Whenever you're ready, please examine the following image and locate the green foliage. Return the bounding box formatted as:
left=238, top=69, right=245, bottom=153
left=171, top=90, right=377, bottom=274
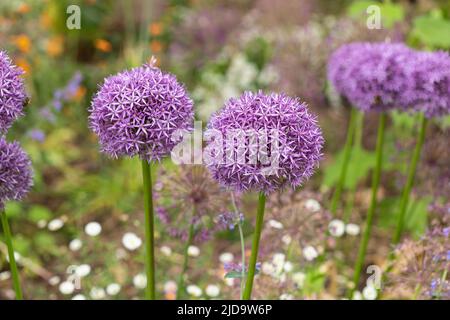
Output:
left=347, top=0, right=404, bottom=28
left=411, top=14, right=450, bottom=49
left=378, top=196, right=430, bottom=239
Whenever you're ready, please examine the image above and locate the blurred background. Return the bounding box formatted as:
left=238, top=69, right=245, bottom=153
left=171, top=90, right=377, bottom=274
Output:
left=0, top=0, right=449, bottom=300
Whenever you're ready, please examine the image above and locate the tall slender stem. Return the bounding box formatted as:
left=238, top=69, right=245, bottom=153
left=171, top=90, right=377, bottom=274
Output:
left=176, top=211, right=195, bottom=300
left=243, top=192, right=266, bottom=300
left=393, top=113, right=427, bottom=244
left=350, top=112, right=386, bottom=297
left=330, top=108, right=359, bottom=215
left=0, top=210, right=23, bottom=300
left=141, top=160, right=155, bottom=300
left=231, top=192, right=246, bottom=299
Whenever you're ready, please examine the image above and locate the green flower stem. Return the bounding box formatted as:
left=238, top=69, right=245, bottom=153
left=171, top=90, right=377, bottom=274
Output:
left=350, top=112, right=387, bottom=297
left=0, top=210, right=23, bottom=300
left=176, top=212, right=195, bottom=300
left=330, top=108, right=359, bottom=215
left=231, top=192, right=246, bottom=300
left=243, top=192, right=266, bottom=300
left=393, top=113, right=428, bottom=244
left=141, top=160, right=156, bottom=300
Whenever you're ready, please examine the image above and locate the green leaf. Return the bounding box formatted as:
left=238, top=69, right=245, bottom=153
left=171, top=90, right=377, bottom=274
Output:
left=323, top=146, right=375, bottom=189
left=412, top=15, right=450, bottom=49
left=378, top=197, right=430, bottom=239
left=28, top=206, right=53, bottom=223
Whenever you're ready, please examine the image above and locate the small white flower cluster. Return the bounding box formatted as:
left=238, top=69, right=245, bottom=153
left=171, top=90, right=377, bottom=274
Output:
left=261, top=253, right=294, bottom=283
left=328, top=219, right=360, bottom=238
left=185, top=284, right=221, bottom=298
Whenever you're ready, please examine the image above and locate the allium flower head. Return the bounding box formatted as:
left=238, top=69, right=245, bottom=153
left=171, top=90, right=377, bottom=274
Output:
left=155, top=165, right=229, bottom=242
left=328, top=42, right=413, bottom=113
left=205, top=91, right=323, bottom=194
left=0, top=138, right=33, bottom=207
left=89, top=62, right=194, bottom=162
left=401, top=50, right=450, bottom=118
left=0, top=51, right=28, bottom=133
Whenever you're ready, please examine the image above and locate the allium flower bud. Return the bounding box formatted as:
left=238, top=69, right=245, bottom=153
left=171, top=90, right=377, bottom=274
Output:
left=0, top=51, right=28, bottom=133
left=0, top=138, right=33, bottom=207
left=328, top=42, right=414, bottom=113
left=89, top=63, right=194, bottom=162
left=205, top=91, right=323, bottom=194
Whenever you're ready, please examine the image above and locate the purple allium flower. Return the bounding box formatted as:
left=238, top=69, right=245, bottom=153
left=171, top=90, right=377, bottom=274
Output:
left=217, top=211, right=244, bottom=230
left=0, top=51, right=28, bottom=133
left=0, top=138, right=33, bottom=208
left=401, top=51, right=450, bottom=118
left=328, top=42, right=414, bottom=113
left=89, top=63, right=194, bottom=162
left=28, top=129, right=45, bottom=142
left=205, top=91, right=323, bottom=194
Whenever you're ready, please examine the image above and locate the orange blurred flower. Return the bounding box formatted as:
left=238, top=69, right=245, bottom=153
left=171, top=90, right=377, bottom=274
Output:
left=46, top=36, right=64, bottom=57
left=95, top=39, right=112, bottom=52
left=150, top=40, right=163, bottom=53
left=149, top=22, right=163, bottom=36
left=73, top=86, right=86, bottom=102
left=12, top=34, right=31, bottom=54
left=15, top=57, right=31, bottom=74
left=165, top=292, right=176, bottom=300
left=40, top=12, right=51, bottom=28
left=16, top=3, right=31, bottom=14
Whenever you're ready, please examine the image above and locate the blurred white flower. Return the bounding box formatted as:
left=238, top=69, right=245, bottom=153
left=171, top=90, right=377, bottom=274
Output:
left=122, top=232, right=142, bottom=251
left=90, top=287, right=106, bottom=300
left=346, top=223, right=360, bottom=236
left=328, top=219, right=345, bottom=237
left=224, top=278, right=234, bottom=286
left=219, top=252, right=234, bottom=263
left=268, top=219, right=284, bottom=229
left=37, top=220, right=47, bottom=229
left=75, top=264, right=91, bottom=278
left=84, top=222, right=102, bottom=237
left=48, top=218, right=64, bottom=231
left=187, top=245, right=200, bottom=257
left=133, top=273, right=147, bottom=289
left=164, top=280, right=178, bottom=293
left=186, top=285, right=203, bottom=297
left=69, top=239, right=82, bottom=252
left=59, top=281, right=75, bottom=295
left=272, top=253, right=286, bottom=265
left=106, top=283, right=121, bottom=296
left=305, top=199, right=321, bottom=212
left=352, top=290, right=363, bottom=300
left=48, top=276, right=61, bottom=286
left=280, top=293, right=294, bottom=300
left=303, top=246, right=318, bottom=261
left=281, top=234, right=292, bottom=245
left=160, top=246, right=172, bottom=256
left=72, top=294, right=86, bottom=300
left=292, top=272, right=306, bottom=288
left=262, top=262, right=276, bottom=275
left=205, top=284, right=220, bottom=298
left=0, top=271, right=11, bottom=281
left=362, top=285, right=377, bottom=300
left=283, top=261, right=294, bottom=273
left=6, top=251, right=21, bottom=263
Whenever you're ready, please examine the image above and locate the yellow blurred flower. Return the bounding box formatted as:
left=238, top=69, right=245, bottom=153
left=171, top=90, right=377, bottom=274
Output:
left=15, top=57, right=31, bottom=74
left=12, top=34, right=31, bottom=54
left=95, top=39, right=112, bottom=52
left=16, top=3, right=31, bottom=14
left=46, top=36, right=64, bottom=57
left=149, top=22, right=163, bottom=36
left=150, top=40, right=163, bottom=53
